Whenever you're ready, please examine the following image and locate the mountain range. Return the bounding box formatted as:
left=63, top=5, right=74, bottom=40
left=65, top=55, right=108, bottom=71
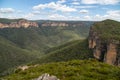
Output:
left=0, top=18, right=120, bottom=80
left=0, top=18, right=93, bottom=76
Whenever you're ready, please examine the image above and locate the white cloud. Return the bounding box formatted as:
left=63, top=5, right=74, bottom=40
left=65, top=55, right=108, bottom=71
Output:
left=48, top=14, right=67, bottom=20
left=48, top=13, right=81, bottom=20
left=84, top=15, right=91, bottom=20
left=93, top=10, right=120, bottom=21
left=17, top=10, right=23, bottom=13
left=24, top=13, right=35, bottom=19
left=73, top=6, right=96, bottom=9
left=33, top=2, right=76, bottom=12
left=79, top=9, right=89, bottom=14
left=0, top=8, right=15, bottom=13
left=107, top=10, right=120, bottom=16
left=71, top=2, right=80, bottom=5
left=94, top=14, right=103, bottom=20
left=81, top=0, right=120, bottom=5
left=32, top=11, right=41, bottom=15
left=105, top=10, right=120, bottom=20
left=72, top=0, right=78, bottom=1
left=57, top=0, right=66, bottom=4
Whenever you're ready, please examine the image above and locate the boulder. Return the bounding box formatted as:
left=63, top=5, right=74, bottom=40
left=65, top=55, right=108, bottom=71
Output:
left=33, top=73, right=60, bottom=80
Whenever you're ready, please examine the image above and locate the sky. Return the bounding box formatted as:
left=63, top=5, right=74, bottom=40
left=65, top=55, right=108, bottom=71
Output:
left=0, top=0, right=120, bottom=21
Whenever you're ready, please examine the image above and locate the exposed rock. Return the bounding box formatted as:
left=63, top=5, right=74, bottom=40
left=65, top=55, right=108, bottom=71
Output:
left=17, top=64, right=39, bottom=71
left=0, top=19, right=38, bottom=28
left=18, top=65, right=29, bottom=71
left=88, top=21, right=120, bottom=65
left=33, top=73, right=60, bottom=80
left=104, top=43, right=117, bottom=65
left=42, top=22, right=68, bottom=27
left=41, top=22, right=86, bottom=27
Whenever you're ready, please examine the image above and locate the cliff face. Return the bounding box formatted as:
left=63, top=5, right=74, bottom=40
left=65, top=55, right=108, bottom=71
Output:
left=41, top=21, right=86, bottom=27
left=42, top=22, right=69, bottom=27
left=89, top=20, right=120, bottom=65
left=0, top=19, right=38, bottom=28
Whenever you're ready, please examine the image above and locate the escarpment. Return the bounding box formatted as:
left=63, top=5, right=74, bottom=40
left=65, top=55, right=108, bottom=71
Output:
left=41, top=21, right=91, bottom=27
left=89, top=19, right=120, bottom=65
left=0, top=19, right=38, bottom=28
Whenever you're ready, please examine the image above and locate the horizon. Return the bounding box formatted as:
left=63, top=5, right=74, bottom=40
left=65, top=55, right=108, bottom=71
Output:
left=1, top=17, right=119, bottom=22
left=0, top=0, right=120, bottom=21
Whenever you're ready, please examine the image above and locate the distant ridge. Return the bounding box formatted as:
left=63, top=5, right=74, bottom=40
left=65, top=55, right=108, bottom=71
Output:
left=0, top=18, right=38, bottom=28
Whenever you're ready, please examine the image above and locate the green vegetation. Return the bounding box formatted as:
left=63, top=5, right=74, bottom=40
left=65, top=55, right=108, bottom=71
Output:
left=2, top=59, right=120, bottom=80
left=32, top=39, right=93, bottom=64
left=0, top=18, right=26, bottom=24
left=0, top=18, right=93, bottom=75
left=0, top=36, right=37, bottom=76
left=93, top=19, right=120, bottom=41
left=1, top=19, right=120, bottom=80
left=0, top=22, right=91, bottom=53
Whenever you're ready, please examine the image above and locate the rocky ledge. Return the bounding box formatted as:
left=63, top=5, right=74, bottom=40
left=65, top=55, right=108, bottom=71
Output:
left=41, top=21, right=87, bottom=27
left=33, top=73, right=60, bottom=80
left=0, top=19, right=38, bottom=28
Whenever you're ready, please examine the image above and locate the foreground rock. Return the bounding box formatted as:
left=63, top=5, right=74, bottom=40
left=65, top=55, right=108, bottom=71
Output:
left=33, top=73, right=60, bottom=80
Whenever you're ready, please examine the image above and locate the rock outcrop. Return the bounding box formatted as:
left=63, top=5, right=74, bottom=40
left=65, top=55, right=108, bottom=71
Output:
left=0, top=19, right=38, bottom=28
left=41, top=21, right=87, bottom=27
left=88, top=20, right=120, bottom=65
left=42, top=22, right=69, bottom=27
left=33, top=73, right=60, bottom=80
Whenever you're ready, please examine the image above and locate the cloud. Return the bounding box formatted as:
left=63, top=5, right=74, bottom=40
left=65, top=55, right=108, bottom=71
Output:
left=48, top=14, right=81, bottom=20
left=73, top=6, right=96, bottom=9
left=81, top=0, right=120, bottom=5
left=71, top=2, right=80, bottom=5
left=84, top=15, right=91, bottom=20
left=57, top=0, right=66, bottom=4
left=17, top=10, right=23, bottom=13
left=105, top=10, right=120, bottom=20
left=24, top=13, right=35, bottom=19
left=93, top=10, right=120, bottom=21
left=48, top=14, right=67, bottom=20
left=33, top=2, right=76, bottom=12
left=0, top=8, right=15, bottom=13
left=79, top=9, right=89, bottom=14
left=32, top=11, right=41, bottom=15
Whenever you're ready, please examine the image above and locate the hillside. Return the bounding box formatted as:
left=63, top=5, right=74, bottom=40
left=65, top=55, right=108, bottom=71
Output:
left=89, top=19, right=120, bottom=65
left=32, top=39, right=93, bottom=64
left=0, top=18, right=93, bottom=75
left=0, top=18, right=92, bottom=53
left=1, top=19, right=120, bottom=80
left=0, top=36, right=37, bottom=76
left=0, top=18, right=25, bottom=24
left=91, top=19, right=120, bottom=40
left=2, top=59, right=120, bottom=80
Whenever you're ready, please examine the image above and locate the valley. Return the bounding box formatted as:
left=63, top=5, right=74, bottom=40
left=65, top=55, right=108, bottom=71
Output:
left=0, top=18, right=120, bottom=80
left=0, top=18, right=93, bottom=76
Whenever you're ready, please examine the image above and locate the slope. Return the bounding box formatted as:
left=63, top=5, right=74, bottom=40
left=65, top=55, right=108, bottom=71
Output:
left=32, top=39, right=93, bottom=64
left=2, top=59, right=120, bottom=80
left=0, top=36, right=37, bottom=76
left=0, top=20, right=92, bottom=53
left=92, top=19, right=120, bottom=40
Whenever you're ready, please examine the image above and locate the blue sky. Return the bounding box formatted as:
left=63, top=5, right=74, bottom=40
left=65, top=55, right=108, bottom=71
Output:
left=0, top=0, right=120, bottom=21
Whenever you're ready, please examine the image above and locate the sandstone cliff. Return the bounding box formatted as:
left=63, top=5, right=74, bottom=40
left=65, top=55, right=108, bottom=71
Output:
left=41, top=21, right=87, bottom=27
left=0, top=19, right=38, bottom=28
left=88, top=19, right=120, bottom=65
